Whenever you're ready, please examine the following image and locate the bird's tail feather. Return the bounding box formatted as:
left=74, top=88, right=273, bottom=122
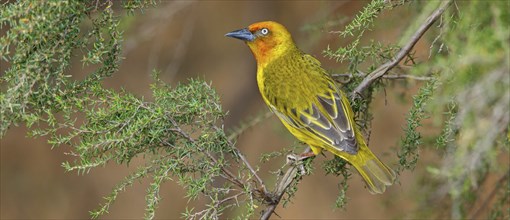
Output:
left=350, top=147, right=396, bottom=194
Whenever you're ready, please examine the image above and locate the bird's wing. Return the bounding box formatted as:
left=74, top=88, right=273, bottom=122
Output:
left=269, top=85, right=359, bottom=154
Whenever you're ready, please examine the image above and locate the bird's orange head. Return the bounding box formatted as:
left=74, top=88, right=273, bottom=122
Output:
left=225, top=21, right=296, bottom=65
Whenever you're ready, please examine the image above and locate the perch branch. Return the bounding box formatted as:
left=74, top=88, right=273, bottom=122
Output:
left=352, top=0, right=453, bottom=97
left=260, top=148, right=311, bottom=220
left=333, top=72, right=433, bottom=81
left=259, top=1, right=453, bottom=219
left=213, top=125, right=269, bottom=196
left=260, top=165, right=300, bottom=220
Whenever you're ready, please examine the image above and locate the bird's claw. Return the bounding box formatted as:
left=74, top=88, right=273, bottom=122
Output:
left=286, top=153, right=298, bottom=164
left=286, top=153, right=307, bottom=175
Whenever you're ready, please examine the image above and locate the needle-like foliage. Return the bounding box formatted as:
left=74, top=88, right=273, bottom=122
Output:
left=1, top=0, right=508, bottom=219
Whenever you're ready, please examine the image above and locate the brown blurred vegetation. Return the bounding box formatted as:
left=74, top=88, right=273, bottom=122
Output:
left=1, top=1, right=503, bottom=219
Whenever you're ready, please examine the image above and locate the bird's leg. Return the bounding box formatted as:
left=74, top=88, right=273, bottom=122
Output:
left=286, top=151, right=316, bottom=175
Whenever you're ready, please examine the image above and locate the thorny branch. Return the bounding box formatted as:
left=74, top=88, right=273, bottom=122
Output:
left=167, top=117, right=247, bottom=190
left=332, top=72, right=433, bottom=82
left=352, top=0, right=453, bottom=97
left=168, top=112, right=272, bottom=211
left=227, top=111, right=273, bottom=141
left=185, top=0, right=453, bottom=218
left=260, top=148, right=311, bottom=220
left=213, top=125, right=269, bottom=197
left=258, top=0, right=453, bottom=219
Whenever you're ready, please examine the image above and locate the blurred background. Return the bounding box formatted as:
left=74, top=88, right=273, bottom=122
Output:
left=1, top=1, right=497, bottom=219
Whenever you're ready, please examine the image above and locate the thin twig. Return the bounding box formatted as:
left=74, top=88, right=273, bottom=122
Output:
left=260, top=164, right=300, bottom=220
left=259, top=148, right=311, bottom=220
left=221, top=110, right=273, bottom=197
left=333, top=73, right=433, bottom=81
left=381, top=74, right=433, bottom=81
left=352, top=0, right=453, bottom=97
left=258, top=1, right=453, bottom=219
left=236, top=149, right=268, bottom=194
left=218, top=192, right=244, bottom=206
left=167, top=117, right=247, bottom=190
left=227, top=110, right=273, bottom=141
left=213, top=125, right=269, bottom=196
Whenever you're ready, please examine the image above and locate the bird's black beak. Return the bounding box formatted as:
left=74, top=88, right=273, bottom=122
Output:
left=225, top=28, right=255, bottom=42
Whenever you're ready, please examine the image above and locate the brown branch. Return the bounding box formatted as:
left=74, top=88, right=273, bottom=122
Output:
left=235, top=148, right=268, bottom=194
left=258, top=1, right=453, bottom=219
left=381, top=74, right=433, bottom=81
left=218, top=192, right=245, bottom=206
left=167, top=117, right=247, bottom=190
left=352, top=0, right=453, bottom=97
left=333, top=72, right=433, bottom=81
left=213, top=124, right=269, bottom=196
left=260, top=161, right=301, bottom=220
left=259, top=148, right=311, bottom=220
left=227, top=110, right=273, bottom=141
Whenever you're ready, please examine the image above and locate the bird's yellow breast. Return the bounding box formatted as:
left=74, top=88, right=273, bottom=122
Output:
left=256, top=49, right=331, bottom=111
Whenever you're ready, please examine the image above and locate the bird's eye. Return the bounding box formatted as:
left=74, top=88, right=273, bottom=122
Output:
left=260, top=28, right=269, bottom=35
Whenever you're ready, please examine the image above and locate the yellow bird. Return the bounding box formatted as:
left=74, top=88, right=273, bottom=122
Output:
left=226, top=21, right=395, bottom=194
